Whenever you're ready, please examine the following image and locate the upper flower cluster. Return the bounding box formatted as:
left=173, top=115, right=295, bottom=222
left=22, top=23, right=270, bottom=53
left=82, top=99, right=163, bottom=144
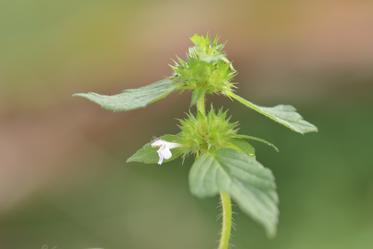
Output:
left=75, top=34, right=317, bottom=135
left=172, top=34, right=236, bottom=95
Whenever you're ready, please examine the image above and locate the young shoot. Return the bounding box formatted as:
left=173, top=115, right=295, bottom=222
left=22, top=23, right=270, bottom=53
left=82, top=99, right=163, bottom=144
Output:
left=74, top=34, right=318, bottom=249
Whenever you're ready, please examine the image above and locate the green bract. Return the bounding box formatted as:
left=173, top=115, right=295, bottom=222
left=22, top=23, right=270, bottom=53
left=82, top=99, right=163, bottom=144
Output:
left=172, top=57, right=235, bottom=95
left=178, top=108, right=238, bottom=155
left=172, top=34, right=235, bottom=97
left=74, top=34, right=318, bottom=247
left=189, top=34, right=226, bottom=61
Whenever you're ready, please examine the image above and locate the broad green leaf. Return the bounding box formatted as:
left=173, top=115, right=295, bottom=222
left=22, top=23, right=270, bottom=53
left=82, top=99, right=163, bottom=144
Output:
left=228, top=93, right=318, bottom=134
left=189, top=149, right=278, bottom=237
left=73, top=79, right=177, bottom=112
left=127, top=135, right=182, bottom=165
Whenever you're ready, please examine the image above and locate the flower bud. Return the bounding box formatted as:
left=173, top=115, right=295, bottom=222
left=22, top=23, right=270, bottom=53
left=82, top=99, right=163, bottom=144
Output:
left=172, top=34, right=236, bottom=95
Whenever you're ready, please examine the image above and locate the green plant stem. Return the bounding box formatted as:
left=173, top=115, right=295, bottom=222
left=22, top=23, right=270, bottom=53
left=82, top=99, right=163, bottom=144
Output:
left=196, top=93, right=206, bottom=115
left=218, top=192, right=232, bottom=249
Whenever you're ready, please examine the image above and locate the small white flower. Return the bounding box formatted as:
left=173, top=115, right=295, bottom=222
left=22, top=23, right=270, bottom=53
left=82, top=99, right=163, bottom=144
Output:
left=151, top=139, right=181, bottom=165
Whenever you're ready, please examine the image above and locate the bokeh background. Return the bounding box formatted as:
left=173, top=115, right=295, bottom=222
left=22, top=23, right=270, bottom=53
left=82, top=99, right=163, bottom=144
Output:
left=1, top=0, right=373, bottom=248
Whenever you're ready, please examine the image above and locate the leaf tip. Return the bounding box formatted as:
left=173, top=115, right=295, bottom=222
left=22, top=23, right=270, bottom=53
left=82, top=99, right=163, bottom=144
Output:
left=266, top=227, right=277, bottom=239
left=72, top=92, right=96, bottom=100
left=299, top=124, right=319, bottom=135
left=72, top=93, right=85, bottom=97
left=126, top=154, right=137, bottom=163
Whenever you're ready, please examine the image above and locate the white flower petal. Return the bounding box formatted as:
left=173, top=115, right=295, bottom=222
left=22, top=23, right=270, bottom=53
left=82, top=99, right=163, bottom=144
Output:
left=156, top=150, right=164, bottom=165
left=160, top=147, right=173, bottom=160
left=151, top=139, right=181, bottom=165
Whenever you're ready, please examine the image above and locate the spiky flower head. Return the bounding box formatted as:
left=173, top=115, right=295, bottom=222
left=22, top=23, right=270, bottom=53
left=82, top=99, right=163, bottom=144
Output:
left=172, top=34, right=236, bottom=95
left=178, top=107, right=239, bottom=155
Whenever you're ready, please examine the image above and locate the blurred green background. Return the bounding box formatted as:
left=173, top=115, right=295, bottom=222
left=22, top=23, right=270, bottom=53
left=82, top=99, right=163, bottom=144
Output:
left=0, top=0, right=373, bottom=248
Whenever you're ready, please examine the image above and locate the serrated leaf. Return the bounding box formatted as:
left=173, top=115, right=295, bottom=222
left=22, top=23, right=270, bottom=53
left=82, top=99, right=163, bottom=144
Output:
left=189, top=149, right=278, bottom=237
left=229, top=93, right=318, bottom=134
left=73, top=79, right=177, bottom=112
left=127, top=135, right=183, bottom=165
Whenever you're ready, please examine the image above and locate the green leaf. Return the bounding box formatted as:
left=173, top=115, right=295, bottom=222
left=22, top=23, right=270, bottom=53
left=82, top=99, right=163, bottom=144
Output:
left=189, top=149, right=278, bottom=237
left=228, top=93, right=318, bottom=134
left=127, top=135, right=183, bottom=165
left=73, top=79, right=177, bottom=112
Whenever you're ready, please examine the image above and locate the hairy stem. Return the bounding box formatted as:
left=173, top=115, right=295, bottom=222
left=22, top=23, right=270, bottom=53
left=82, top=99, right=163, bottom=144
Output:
left=218, top=192, right=232, bottom=249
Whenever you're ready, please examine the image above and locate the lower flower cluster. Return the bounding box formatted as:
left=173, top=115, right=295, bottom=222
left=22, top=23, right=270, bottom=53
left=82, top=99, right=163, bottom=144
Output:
left=178, top=107, right=239, bottom=155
